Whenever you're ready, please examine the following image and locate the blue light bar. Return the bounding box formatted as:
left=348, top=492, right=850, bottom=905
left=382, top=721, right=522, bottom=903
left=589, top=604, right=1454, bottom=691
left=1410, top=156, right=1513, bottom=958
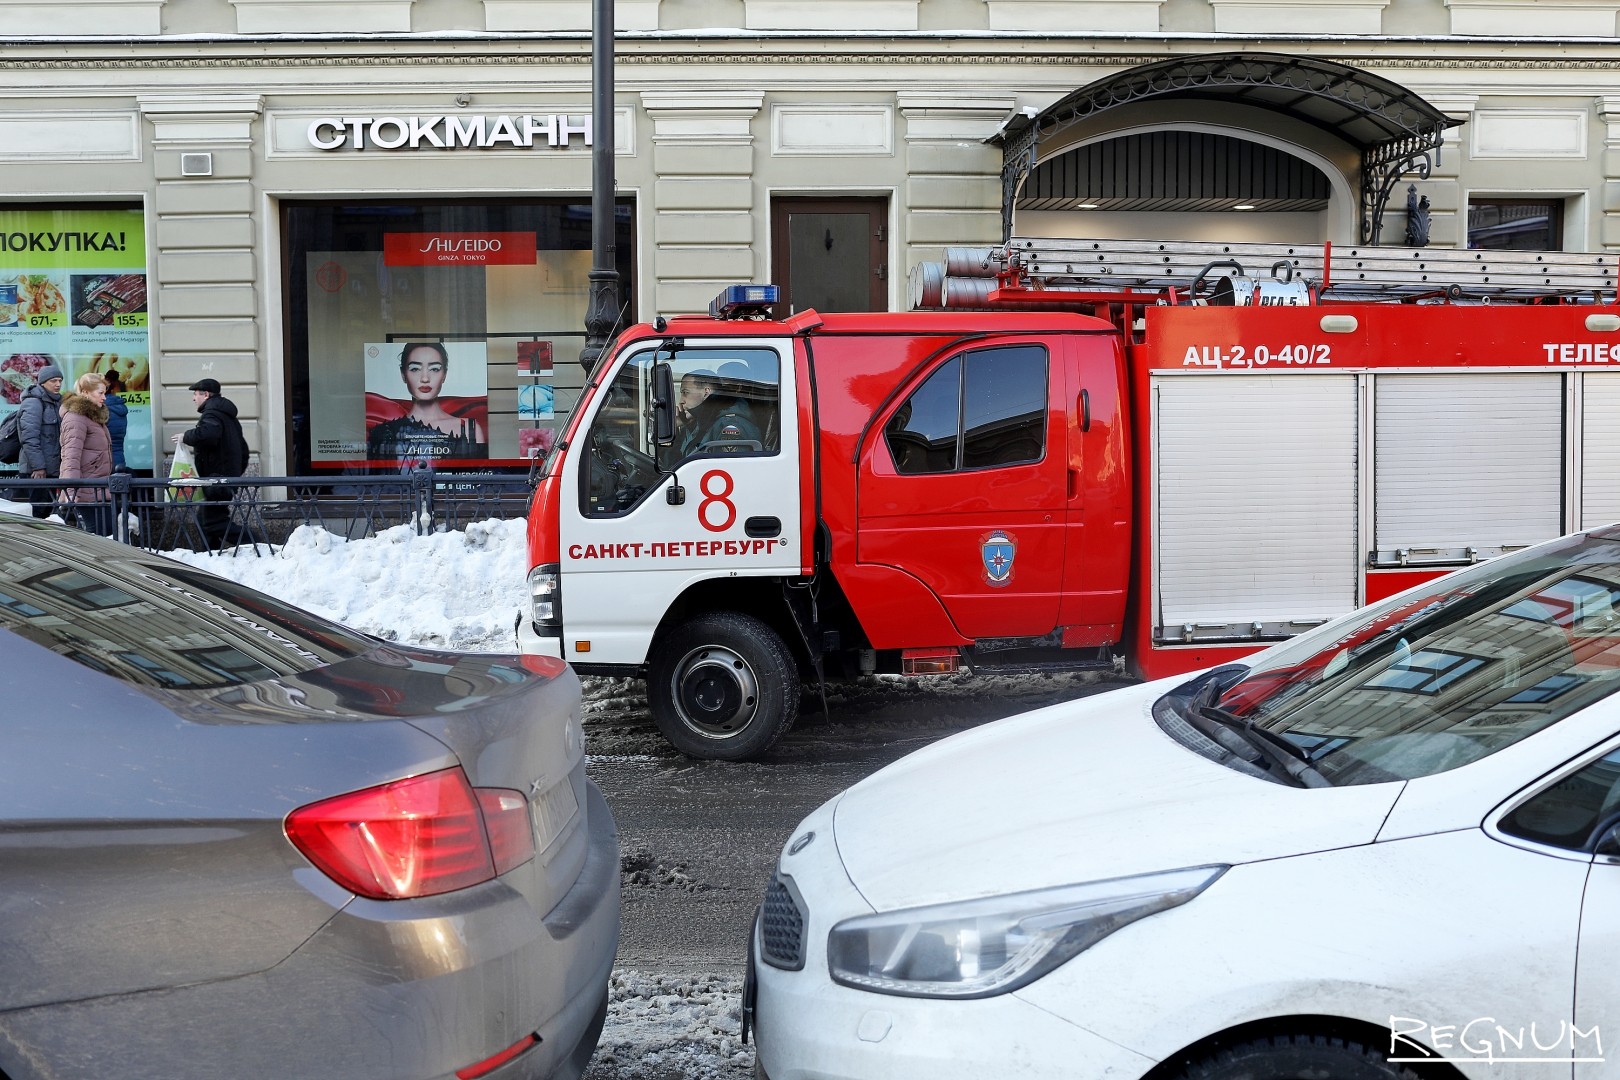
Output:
left=709, top=284, right=781, bottom=320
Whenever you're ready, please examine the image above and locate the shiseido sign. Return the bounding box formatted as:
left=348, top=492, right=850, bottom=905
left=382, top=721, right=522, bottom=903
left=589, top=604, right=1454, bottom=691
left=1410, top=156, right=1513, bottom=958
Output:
left=307, top=114, right=592, bottom=151
left=383, top=232, right=539, bottom=266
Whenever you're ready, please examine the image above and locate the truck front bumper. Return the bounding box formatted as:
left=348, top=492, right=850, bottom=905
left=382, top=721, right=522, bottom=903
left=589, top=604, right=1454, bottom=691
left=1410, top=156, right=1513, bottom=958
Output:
left=515, top=616, right=564, bottom=659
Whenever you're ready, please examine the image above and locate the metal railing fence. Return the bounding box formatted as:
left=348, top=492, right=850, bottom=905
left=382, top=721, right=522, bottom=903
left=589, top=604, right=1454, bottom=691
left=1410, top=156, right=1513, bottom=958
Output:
left=1, top=470, right=535, bottom=554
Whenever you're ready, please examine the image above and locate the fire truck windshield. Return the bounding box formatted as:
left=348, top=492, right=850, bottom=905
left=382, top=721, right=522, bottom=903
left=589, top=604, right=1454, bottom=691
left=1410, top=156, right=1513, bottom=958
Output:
left=581, top=344, right=783, bottom=517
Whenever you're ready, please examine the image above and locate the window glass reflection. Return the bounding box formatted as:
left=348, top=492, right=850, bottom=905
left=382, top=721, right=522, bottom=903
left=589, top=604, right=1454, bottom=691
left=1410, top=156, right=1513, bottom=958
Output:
left=886, top=345, right=1048, bottom=475
left=0, top=533, right=374, bottom=689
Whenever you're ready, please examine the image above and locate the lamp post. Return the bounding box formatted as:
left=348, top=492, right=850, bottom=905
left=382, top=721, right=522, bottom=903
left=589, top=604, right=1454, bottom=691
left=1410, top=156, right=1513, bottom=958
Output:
left=580, top=0, right=619, bottom=372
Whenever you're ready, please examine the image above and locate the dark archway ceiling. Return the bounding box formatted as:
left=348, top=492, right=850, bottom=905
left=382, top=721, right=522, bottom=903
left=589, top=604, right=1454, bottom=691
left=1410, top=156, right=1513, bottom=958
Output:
left=995, top=52, right=1462, bottom=241
left=1021, top=131, right=1333, bottom=213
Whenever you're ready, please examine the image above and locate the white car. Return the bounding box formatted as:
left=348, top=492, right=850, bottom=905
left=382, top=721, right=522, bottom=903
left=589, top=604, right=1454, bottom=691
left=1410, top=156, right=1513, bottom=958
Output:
left=746, top=527, right=1620, bottom=1080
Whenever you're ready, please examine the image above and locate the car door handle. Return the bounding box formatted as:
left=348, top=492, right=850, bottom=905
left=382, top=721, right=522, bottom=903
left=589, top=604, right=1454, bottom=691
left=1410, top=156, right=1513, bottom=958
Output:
left=1079, top=388, right=1091, bottom=433
left=745, top=516, right=781, bottom=538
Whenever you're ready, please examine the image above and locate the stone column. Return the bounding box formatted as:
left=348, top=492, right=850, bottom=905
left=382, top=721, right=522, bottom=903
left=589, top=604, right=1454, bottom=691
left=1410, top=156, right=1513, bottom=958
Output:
left=640, top=91, right=764, bottom=316
left=897, top=92, right=1016, bottom=274
left=1600, top=96, right=1620, bottom=253
left=138, top=94, right=265, bottom=468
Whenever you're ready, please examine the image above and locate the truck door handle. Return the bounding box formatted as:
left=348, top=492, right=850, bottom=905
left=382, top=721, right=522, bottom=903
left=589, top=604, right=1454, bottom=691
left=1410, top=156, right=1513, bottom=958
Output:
left=745, top=516, right=781, bottom=538
left=1079, top=388, right=1091, bottom=432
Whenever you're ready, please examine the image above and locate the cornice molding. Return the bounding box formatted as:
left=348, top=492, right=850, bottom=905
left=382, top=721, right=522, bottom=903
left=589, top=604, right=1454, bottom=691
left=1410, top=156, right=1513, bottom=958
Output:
left=1, top=48, right=1620, bottom=72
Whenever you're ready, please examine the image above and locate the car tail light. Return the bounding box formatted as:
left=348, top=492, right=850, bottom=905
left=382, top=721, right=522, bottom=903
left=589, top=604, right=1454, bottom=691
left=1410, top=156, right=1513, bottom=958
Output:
left=477, top=788, right=537, bottom=876
left=285, top=768, right=534, bottom=900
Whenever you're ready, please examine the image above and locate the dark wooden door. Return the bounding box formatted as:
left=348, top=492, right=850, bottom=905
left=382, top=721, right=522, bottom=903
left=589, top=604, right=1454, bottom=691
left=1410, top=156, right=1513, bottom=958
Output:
left=770, top=197, right=887, bottom=316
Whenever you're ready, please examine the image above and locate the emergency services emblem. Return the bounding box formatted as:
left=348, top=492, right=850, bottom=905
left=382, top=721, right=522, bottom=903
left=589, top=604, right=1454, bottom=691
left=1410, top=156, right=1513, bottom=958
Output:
left=980, top=530, right=1016, bottom=587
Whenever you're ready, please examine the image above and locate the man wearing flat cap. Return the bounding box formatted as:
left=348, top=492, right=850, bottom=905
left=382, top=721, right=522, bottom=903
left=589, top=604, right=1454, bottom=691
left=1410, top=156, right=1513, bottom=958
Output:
left=172, top=378, right=250, bottom=546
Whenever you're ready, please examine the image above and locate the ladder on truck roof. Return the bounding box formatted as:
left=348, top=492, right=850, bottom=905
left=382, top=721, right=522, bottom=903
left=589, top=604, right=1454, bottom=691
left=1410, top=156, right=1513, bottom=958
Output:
left=909, top=236, right=1619, bottom=309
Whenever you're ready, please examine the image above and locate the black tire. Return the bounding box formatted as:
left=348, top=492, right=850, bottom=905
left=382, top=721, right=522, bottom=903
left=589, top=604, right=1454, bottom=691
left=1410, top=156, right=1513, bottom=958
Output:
left=649, top=612, right=801, bottom=761
left=1171, top=1033, right=1423, bottom=1080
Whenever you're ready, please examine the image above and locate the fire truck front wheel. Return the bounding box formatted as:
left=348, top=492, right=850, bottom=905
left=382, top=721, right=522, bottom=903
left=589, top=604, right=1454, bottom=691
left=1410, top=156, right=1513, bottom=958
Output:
left=649, top=613, right=801, bottom=761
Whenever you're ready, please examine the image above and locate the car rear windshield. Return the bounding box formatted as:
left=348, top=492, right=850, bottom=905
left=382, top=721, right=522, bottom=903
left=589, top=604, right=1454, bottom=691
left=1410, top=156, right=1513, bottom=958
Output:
left=0, top=526, right=375, bottom=689
left=1160, top=529, right=1620, bottom=786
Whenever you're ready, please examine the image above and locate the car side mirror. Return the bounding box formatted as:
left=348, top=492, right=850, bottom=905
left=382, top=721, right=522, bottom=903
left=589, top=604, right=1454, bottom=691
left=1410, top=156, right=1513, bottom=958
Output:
left=652, top=362, right=675, bottom=446
left=1594, top=819, right=1620, bottom=859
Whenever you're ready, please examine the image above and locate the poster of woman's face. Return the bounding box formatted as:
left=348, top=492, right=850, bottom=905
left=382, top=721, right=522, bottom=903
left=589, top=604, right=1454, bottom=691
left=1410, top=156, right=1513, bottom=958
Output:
left=363, top=340, right=490, bottom=467
left=402, top=345, right=448, bottom=402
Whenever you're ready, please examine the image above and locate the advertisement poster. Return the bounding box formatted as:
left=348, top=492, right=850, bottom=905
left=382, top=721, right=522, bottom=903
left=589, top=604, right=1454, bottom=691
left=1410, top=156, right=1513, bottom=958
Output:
left=518, top=383, right=554, bottom=421
left=0, top=208, right=151, bottom=472
left=517, top=339, right=553, bottom=376
left=363, top=340, right=489, bottom=468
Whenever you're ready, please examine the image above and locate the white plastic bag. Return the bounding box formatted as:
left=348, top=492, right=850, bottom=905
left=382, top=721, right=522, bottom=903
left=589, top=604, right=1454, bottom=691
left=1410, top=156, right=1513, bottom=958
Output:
left=168, top=441, right=202, bottom=503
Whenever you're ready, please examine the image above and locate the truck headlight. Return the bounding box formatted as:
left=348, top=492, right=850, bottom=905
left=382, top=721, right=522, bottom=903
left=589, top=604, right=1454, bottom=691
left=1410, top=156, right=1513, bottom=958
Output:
left=826, top=865, right=1224, bottom=999
left=527, top=564, right=561, bottom=629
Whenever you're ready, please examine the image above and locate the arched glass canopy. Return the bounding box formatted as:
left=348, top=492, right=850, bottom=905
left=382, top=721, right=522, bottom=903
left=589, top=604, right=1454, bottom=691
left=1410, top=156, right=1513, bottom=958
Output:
left=995, top=52, right=1462, bottom=243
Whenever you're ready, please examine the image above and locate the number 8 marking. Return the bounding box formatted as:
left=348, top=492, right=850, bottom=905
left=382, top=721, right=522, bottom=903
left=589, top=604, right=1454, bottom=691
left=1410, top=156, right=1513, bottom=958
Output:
left=698, top=470, right=736, bottom=533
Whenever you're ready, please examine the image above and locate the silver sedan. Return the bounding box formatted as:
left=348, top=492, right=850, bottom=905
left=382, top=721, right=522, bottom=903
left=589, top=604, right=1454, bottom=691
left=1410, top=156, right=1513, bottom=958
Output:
left=0, top=514, right=618, bottom=1080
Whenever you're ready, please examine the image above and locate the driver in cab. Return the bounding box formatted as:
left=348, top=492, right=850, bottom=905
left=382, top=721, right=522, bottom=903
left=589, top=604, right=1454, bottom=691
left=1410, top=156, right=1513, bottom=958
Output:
left=676, top=368, right=760, bottom=459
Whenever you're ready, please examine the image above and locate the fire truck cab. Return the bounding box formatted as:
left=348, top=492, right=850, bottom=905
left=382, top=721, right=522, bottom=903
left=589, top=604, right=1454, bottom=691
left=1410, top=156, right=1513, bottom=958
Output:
left=522, top=285, right=1128, bottom=759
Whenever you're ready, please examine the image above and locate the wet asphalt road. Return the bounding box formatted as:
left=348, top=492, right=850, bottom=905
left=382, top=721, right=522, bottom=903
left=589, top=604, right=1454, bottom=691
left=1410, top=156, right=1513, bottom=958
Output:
left=583, top=670, right=1131, bottom=977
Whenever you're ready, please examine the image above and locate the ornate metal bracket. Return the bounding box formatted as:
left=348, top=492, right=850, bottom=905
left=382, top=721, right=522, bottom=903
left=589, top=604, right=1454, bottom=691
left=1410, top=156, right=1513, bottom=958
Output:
left=1000, top=128, right=1037, bottom=244
left=1362, top=130, right=1441, bottom=245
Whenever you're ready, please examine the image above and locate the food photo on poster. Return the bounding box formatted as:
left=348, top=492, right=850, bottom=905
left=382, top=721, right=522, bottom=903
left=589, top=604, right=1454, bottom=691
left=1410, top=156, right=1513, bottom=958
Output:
left=0, top=354, right=53, bottom=405
left=19, top=274, right=67, bottom=322
left=363, top=340, right=489, bottom=468
left=70, top=273, right=147, bottom=328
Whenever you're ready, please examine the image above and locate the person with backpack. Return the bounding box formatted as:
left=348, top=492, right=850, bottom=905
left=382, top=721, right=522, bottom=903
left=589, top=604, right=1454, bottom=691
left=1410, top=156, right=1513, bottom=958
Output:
left=17, top=364, right=64, bottom=519
left=171, top=378, right=250, bottom=547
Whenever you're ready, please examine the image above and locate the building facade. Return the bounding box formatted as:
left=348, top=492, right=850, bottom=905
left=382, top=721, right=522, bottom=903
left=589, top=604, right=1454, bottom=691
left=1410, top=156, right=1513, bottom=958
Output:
left=2, top=0, right=1618, bottom=475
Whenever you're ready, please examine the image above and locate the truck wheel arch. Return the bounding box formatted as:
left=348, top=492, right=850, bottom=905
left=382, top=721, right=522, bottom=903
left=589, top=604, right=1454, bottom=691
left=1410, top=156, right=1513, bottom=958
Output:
left=648, top=576, right=810, bottom=676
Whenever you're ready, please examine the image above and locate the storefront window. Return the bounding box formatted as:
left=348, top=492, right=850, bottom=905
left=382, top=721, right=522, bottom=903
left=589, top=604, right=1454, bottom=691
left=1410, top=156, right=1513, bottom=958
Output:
left=0, top=205, right=152, bottom=475
left=284, top=198, right=635, bottom=474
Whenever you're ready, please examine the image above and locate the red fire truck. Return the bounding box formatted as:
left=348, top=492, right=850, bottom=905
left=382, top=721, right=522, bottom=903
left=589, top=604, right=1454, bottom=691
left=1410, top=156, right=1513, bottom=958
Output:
left=520, top=236, right=1620, bottom=759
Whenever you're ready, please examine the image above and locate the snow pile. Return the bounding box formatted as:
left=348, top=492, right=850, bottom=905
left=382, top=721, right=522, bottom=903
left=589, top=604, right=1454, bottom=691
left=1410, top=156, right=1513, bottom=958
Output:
left=589, top=972, right=752, bottom=1080
left=161, top=519, right=532, bottom=653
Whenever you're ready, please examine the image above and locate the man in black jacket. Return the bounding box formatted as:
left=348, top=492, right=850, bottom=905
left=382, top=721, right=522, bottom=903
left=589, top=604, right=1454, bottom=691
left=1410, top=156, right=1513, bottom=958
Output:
left=171, top=378, right=250, bottom=546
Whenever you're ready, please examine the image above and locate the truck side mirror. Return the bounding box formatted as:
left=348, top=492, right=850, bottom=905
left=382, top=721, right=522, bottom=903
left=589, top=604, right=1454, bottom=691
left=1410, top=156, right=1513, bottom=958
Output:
left=652, top=362, right=675, bottom=446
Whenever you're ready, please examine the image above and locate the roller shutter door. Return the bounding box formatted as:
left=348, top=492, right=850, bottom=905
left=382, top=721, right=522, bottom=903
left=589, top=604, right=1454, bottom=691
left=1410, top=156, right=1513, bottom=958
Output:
left=1373, top=374, right=1562, bottom=564
left=1155, top=374, right=1358, bottom=642
left=1583, top=374, right=1620, bottom=529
